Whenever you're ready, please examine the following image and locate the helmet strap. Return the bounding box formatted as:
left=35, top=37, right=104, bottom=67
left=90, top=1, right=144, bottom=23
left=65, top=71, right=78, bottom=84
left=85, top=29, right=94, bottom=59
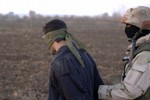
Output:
left=128, top=29, right=142, bottom=70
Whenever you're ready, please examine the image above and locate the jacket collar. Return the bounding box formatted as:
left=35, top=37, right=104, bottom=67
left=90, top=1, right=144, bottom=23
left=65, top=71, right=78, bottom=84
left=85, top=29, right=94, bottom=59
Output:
left=127, top=33, right=150, bottom=50
left=126, top=33, right=150, bottom=55
left=50, top=45, right=69, bottom=65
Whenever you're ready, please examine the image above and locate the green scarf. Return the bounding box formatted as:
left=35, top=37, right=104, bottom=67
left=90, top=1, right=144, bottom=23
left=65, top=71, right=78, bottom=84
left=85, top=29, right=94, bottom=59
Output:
left=43, top=28, right=86, bottom=67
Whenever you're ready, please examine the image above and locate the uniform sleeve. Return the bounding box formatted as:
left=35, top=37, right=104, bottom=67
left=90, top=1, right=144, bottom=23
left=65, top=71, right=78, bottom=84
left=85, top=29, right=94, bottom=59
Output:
left=94, top=66, right=104, bottom=100
left=48, top=67, right=60, bottom=100
left=86, top=52, right=104, bottom=99
left=48, top=78, right=59, bottom=100
left=98, top=52, right=150, bottom=99
left=53, top=58, right=87, bottom=100
left=86, top=52, right=104, bottom=85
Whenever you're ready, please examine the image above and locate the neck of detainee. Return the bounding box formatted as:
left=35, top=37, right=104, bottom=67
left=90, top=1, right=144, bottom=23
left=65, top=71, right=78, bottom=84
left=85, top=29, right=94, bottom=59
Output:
left=53, top=40, right=67, bottom=52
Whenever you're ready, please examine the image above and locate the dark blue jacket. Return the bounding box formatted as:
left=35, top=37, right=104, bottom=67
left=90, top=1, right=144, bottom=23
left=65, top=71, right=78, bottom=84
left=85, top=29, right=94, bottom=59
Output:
left=48, top=46, right=104, bottom=100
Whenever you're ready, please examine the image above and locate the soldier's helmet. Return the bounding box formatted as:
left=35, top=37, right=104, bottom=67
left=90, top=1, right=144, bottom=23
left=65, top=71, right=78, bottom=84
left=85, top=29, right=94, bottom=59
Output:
left=121, top=6, right=150, bottom=30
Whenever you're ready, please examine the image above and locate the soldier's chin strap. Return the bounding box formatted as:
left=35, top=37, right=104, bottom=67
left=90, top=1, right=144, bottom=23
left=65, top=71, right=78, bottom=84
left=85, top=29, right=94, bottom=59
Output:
left=129, top=30, right=143, bottom=67
left=122, top=30, right=143, bottom=80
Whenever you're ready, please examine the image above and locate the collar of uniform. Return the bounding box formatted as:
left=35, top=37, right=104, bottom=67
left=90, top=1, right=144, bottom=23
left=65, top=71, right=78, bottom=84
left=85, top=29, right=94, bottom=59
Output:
left=127, top=33, right=150, bottom=51
left=50, top=45, right=69, bottom=65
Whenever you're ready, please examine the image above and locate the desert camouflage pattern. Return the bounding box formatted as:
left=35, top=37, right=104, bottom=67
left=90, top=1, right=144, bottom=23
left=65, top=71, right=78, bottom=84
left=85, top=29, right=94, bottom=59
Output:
left=98, top=34, right=150, bottom=100
left=121, top=6, right=150, bottom=30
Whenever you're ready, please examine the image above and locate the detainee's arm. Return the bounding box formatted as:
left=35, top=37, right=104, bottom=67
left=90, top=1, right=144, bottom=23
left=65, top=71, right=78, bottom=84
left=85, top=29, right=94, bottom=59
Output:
left=53, top=58, right=89, bottom=100
left=98, top=51, right=150, bottom=100
left=86, top=52, right=104, bottom=99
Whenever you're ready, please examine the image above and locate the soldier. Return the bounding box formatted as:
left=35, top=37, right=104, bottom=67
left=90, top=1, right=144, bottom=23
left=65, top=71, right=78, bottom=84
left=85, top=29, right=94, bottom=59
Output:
left=42, top=19, right=104, bottom=100
left=98, top=6, right=150, bottom=100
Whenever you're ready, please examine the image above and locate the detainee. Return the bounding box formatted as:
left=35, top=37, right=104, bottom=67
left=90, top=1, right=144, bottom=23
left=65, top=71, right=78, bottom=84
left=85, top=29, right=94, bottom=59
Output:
left=42, top=19, right=104, bottom=100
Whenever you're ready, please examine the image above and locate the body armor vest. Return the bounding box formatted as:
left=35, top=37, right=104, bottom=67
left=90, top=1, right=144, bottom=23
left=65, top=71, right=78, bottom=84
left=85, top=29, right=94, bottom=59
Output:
left=131, top=41, right=150, bottom=100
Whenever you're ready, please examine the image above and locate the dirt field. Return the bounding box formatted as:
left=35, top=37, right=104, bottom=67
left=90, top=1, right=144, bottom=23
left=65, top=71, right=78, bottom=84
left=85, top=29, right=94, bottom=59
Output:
left=0, top=16, right=129, bottom=100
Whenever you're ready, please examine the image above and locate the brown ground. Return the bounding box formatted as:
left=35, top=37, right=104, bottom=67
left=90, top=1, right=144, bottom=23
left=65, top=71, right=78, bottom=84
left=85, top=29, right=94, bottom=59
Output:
left=0, top=16, right=129, bottom=100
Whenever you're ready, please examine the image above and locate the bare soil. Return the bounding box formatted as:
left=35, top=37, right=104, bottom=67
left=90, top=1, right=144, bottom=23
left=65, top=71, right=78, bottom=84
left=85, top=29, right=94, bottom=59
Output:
left=0, top=16, right=129, bottom=100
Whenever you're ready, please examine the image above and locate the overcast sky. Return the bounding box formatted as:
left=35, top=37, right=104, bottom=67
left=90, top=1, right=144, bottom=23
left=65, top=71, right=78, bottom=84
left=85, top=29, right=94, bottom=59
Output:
left=0, top=0, right=150, bottom=16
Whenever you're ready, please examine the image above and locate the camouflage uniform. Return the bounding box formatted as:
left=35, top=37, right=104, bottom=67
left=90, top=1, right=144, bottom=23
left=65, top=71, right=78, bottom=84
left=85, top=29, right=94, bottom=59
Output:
left=98, top=6, right=150, bottom=100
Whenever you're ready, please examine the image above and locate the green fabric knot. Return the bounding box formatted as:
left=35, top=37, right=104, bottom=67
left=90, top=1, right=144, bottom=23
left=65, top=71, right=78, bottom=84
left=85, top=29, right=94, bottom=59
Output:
left=43, top=28, right=86, bottom=67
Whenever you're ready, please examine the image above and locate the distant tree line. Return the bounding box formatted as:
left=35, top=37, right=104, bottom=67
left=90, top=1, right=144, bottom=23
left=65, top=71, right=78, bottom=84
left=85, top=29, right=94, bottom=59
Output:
left=0, top=10, right=121, bottom=21
left=0, top=10, right=123, bottom=32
